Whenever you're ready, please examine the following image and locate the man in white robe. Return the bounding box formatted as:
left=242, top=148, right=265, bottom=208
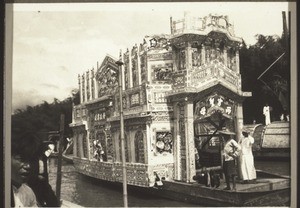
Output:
left=263, top=104, right=271, bottom=125
left=239, top=128, right=256, bottom=183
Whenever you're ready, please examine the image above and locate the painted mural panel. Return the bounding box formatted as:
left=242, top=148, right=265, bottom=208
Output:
left=130, top=93, right=140, bottom=107
left=152, top=63, right=173, bottom=82
left=97, top=66, right=118, bottom=98
left=155, top=131, right=173, bottom=154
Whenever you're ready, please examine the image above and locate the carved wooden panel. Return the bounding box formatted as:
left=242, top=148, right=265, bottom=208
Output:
left=134, top=131, right=145, bottom=163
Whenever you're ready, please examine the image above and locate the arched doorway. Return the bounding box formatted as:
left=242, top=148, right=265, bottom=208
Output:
left=194, top=93, right=236, bottom=169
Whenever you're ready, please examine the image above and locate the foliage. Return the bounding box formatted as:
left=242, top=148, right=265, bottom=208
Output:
left=240, top=33, right=290, bottom=124
left=12, top=95, right=75, bottom=141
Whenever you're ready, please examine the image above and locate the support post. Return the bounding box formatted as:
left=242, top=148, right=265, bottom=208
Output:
left=116, top=59, right=128, bottom=208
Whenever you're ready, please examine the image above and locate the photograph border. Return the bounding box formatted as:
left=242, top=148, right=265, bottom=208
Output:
left=4, top=1, right=297, bottom=207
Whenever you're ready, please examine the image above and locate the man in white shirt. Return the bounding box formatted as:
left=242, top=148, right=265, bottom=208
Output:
left=219, top=128, right=241, bottom=191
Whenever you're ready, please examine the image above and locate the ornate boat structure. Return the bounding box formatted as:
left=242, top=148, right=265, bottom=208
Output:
left=244, top=121, right=290, bottom=159
left=69, top=13, right=290, bottom=206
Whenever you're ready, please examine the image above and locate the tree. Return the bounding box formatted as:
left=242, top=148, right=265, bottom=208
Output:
left=240, top=34, right=290, bottom=124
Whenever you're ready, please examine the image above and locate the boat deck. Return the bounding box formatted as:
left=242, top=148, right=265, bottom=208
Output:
left=188, top=176, right=290, bottom=192
left=157, top=171, right=290, bottom=206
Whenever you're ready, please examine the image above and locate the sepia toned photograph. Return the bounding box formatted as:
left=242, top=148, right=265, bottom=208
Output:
left=6, top=2, right=296, bottom=207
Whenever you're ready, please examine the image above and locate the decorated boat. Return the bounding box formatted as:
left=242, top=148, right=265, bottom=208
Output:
left=69, top=13, right=290, bottom=206
left=243, top=121, right=290, bottom=159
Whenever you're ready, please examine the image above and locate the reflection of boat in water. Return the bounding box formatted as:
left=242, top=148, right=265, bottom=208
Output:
left=67, top=13, right=290, bottom=206
left=243, top=121, right=290, bottom=159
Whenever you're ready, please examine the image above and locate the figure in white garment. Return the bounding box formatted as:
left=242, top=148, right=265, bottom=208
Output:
left=263, top=103, right=271, bottom=125
left=239, top=128, right=256, bottom=184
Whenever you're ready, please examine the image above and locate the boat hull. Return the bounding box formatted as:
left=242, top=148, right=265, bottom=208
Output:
left=73, top=158, right=290, bottom=206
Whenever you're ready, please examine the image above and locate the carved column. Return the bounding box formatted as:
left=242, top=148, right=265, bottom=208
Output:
left=78, top=74, right=82, bottom=104
left=184, top=100, right=195, bottom=182
left=90, top=70, right=92, bottom=100
left=236, top=50, right=240, bottom=73
left=137, top=47, right=142, bottom=86
left=94, top=70, right=98, bottom=99
left=224, top=47, right=228, bottom=67
left=84, top=120, right=91, bottom=160
left=173, top=102, right=181, bottom=180
left=84, top=73, right=87, bottom=103
left=78, top=132, right=84, bottom=158
left=186, top=42, right=192, bottom=87
left=172, top=46, right=178, bottom=72
left=128, top=49, right=133, bottom=88
left=86, top=71, right=89, bottom=101
left=201, top=44, right=205, bottom=65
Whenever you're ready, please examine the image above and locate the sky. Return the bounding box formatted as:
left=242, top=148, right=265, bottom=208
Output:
left=11, top=2, right=290, bottom=112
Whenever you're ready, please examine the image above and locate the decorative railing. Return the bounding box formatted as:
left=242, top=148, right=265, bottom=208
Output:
left=171, top=14, right=240, bottom=42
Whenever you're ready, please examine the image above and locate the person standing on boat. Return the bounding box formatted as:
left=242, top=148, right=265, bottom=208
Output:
left=238, top=128, right=256, bottom=184
left=11, top=131, right=40, bottom=207
left=220, top=128, right=241, bottom=191
left=263, top=103, right=272, bottom=125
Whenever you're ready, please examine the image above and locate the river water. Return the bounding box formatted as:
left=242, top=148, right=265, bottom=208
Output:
left=48, top=159, right=290, bottom=207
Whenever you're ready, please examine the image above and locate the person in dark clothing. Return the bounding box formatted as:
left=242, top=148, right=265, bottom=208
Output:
left=27, top=141, right=60, bottom=207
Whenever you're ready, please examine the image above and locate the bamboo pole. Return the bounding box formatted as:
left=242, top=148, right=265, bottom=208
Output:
left=257, top=52, right=285, bottom=80
left=116, top=60, right=128, bottom=208
left=56, top=114, right=65, bottom=203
